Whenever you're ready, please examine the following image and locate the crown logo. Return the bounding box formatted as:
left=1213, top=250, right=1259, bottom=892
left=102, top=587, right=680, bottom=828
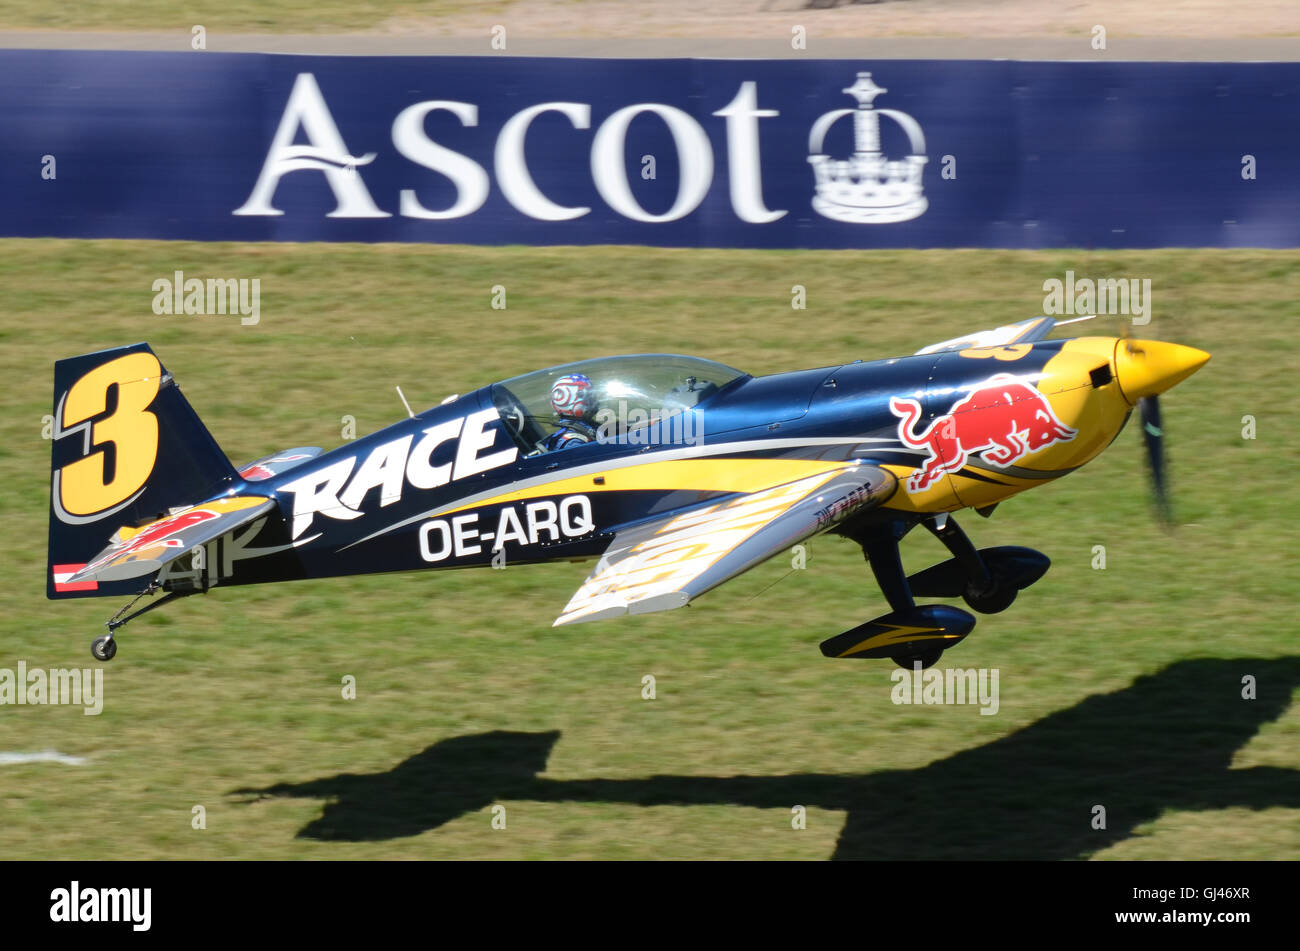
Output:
left=808, top=72, right=928, bottom=224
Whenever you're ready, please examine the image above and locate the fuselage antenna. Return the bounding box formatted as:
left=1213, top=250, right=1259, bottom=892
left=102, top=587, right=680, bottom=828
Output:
left=396, top=385, right=415, bottom=419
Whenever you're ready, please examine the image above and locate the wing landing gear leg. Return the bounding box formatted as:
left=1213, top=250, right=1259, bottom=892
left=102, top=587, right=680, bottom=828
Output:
left=909, top=514, right=1051, bottom=614
left=859, top=527, right=941, bottom=668
left=857, top=522, right=916, bottom=615
left=926, top=514, right=1013, bottom=613
left=925, top=513, right=992, bottom=592
left=822, top=518, right=975, bottom=668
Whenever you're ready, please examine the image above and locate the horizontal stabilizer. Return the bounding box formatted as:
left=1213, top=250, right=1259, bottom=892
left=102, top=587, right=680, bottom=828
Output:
left=238, top=447, right=322, bottom=482
left=916, top=317, right=1056, bottom=356
left=68, top=496, right=276, bottom=585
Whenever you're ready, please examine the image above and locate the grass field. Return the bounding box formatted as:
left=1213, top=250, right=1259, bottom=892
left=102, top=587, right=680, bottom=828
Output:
left=0, top=240, right=1297, bottom=859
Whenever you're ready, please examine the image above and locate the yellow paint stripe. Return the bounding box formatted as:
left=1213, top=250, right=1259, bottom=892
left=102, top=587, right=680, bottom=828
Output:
left=839, top=626, right=957, bottom=657
left=437, top=457, right=855, bottom=516
left=876, top=463, right=1043, bottom=515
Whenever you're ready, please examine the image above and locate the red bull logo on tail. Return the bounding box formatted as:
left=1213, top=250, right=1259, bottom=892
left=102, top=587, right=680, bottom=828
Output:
left=890, top=373, right=1077, bottom=492
left=79, top=508, right=220, bottom=576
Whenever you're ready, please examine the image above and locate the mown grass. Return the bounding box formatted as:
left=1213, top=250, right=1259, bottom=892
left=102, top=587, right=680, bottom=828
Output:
left=0, top=240, right=1296, bottom=859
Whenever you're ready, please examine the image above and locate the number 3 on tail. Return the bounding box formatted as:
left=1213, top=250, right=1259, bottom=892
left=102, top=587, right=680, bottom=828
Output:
left=57, top=352, right=161, bottom=517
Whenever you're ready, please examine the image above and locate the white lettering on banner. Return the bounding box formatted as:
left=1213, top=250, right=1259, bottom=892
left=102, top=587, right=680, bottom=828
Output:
left=711, top=81, right=786, bottom=224
left=236, top=71, right=929, bottom=227
left=495, top=102, right=593, bottom=221
left=393, top=100, right=491, bottom=220
left=233, top=73, right=388, bottom=218
left=281, top=408, right=517, bottom=539
left=589, top=103, right=713, bottom=223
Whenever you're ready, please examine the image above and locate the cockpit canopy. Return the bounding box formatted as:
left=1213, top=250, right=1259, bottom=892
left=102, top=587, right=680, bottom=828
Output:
left=491, top=354, right=747, bottom=455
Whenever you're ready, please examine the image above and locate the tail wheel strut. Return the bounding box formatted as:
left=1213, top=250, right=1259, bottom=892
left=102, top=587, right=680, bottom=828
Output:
left=93, top=583, right=195, bottom=662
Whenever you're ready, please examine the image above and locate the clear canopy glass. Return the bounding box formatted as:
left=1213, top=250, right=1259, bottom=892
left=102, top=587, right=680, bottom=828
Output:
left=490, top=354, right=747, bottom=455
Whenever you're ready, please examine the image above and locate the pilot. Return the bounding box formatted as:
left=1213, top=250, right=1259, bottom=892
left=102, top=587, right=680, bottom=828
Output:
left=542, top=373, right=600, bottom=452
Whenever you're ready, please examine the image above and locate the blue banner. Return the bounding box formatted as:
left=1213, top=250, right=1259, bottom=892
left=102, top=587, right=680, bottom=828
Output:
left=2, top=51, right=1298, bottom=248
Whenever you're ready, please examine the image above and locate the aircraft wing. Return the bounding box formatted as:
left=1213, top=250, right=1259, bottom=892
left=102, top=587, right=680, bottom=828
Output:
left=915, top=316, right=1058, bottom=355
left=67, top=495, right=277, bottom=584
left=553, top=464, right=897, bottom=626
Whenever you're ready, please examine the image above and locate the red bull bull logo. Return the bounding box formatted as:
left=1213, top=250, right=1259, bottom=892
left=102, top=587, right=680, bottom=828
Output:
left=80, top=508, right=220, bottom=575
left=890, top=373, right=1078, bottom=493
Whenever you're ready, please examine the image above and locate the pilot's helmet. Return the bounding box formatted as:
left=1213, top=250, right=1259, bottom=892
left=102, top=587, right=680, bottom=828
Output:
left=551, top=373, right=597, bottom=420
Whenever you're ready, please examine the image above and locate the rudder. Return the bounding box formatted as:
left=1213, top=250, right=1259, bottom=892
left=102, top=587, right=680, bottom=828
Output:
left=48, top=343, right=239, bottom=598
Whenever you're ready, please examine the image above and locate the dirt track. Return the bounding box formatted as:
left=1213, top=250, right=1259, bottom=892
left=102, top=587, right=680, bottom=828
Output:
left=0, top=0, right=1297, bottom=55
left=380, top=0, right=1300, bottom=40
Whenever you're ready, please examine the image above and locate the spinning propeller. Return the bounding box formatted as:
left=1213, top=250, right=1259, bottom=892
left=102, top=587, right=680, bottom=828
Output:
left=1138, top=391, right=1169, bottom=523
left=1115, top=330, right=1209, bottom=524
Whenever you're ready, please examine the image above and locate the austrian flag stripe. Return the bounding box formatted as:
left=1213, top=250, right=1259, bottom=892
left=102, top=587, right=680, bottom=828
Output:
left=52, top=564, right=97, bottom=592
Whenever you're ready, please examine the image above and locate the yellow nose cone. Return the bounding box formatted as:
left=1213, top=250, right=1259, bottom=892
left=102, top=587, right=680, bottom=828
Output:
left=1114, top=339, right=1211, bottom=404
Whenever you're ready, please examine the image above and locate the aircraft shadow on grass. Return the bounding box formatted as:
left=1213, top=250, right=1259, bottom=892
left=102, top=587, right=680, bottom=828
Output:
left=232, top=658, right=1300, bottom=859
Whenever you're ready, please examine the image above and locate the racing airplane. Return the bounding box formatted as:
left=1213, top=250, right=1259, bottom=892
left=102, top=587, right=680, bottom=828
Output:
left=48, top=318, right=1209, bottom=667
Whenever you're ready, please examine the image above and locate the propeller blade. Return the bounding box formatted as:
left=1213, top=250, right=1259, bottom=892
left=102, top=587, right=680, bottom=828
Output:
left=1138, top=395, right=1171, bottom=524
